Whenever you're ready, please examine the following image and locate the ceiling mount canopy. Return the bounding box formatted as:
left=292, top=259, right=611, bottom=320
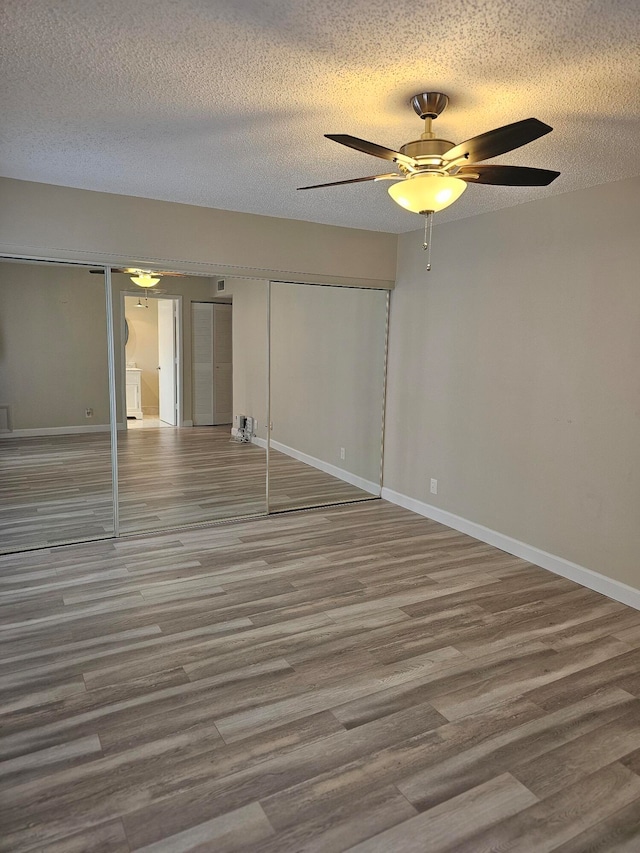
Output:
left=410, top=92, right=449, bottom=120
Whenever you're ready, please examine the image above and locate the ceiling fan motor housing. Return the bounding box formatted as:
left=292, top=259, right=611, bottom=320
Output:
left=400, top=138, right=456, bottom=161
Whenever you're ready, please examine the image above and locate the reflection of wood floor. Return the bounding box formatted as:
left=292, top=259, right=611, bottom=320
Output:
left=2, top=499, right=640, bottom=851
left=0, top=433, right=114, bottom=552
left=0, top=427, right=373, bottom=552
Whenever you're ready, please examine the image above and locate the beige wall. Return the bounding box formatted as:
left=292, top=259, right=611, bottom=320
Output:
left=270, top=282, right=387, bottom=485
left=226, top=278, right=269, bottom=440
left=5, top=172, right=637, bottom=597
left=384, top=176, right=640, bottom=588
left=0, top=177, right=396, bottom=289
left=0, top=260, right=110, bottom=429
left=125, top=296, right=159, bottom=415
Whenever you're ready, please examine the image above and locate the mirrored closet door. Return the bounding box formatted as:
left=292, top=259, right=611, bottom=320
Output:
left=0, top=259, right=114, bottom=552
left=1, top=263, right=389, bottom=554
left=268, top=281, right=388, bottom=512
left=112, top=274, right=268, bottom=535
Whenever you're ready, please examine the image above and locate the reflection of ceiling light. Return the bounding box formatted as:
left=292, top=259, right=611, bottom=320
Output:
left=388, top=174, right=467, bottom=213
left=136, top=297, right=145, bottom=308
left=130, top=272, right=160, bottom=288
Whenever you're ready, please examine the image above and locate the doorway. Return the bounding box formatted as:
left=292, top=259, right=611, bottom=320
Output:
left=123, top=293, right=181, bottom=428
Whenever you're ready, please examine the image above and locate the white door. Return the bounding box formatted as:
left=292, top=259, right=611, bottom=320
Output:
left=192, top=303, right=233, bottom=426
left=157, top=298, right=177, bottom=426
left=213, top=304, right=233, bottom=425
left=192, top=303, right=214, bottom=426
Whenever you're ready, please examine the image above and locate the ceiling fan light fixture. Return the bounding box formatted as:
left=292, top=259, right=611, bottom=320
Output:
left=388, top=173, right=467, bottom=214
left=130, top=272, right=160, bottom=288
left=303, top=92, right=558, bottom=271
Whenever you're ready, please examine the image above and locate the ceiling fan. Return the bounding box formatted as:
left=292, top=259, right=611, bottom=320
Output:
left=298, top=92, right=559, bottom=267
left=89, top=267, right=186, bottom=290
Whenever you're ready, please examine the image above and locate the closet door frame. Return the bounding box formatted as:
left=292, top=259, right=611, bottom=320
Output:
left=105, top=265, right=119, bottom=536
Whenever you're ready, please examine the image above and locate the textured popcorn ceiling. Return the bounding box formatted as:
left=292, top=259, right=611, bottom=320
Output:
left=1, top=0, right=638, bottom=233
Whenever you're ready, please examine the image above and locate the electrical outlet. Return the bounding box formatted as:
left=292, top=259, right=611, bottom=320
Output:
left=85, top=408, right=93, bottom=418
left=430, top=478, right=438, bottom=495
left=340, top=447, right=346, bottom=461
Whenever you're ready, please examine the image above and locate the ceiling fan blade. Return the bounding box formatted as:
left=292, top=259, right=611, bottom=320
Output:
left=122, top=268, right=186, bottom=277
left=325, top=134, right=417, bottom=168
left=456, top=165, right=560, bottom=186
left=297, top=173, right=400, bottom=190
left=442, top=118, right=553, bottom=164
left=90, top=268, right=186, bottom=276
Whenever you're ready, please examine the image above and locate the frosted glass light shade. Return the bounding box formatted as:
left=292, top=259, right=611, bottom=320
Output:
left=388, top=174, right=467, bottom=214
left=131, top=273, right=160, bottom=288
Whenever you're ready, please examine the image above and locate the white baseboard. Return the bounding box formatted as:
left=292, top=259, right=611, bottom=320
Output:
left=3, top=423, right=129, bottom=437
left=7, top=424, right=113, bottom=437
left=381, top=487, right=640, bottom=612
left=262, top=437, right=379, bottom=496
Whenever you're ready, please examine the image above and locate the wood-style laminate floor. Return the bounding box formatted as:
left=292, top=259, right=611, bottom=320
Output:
left=0, top=427, right=373, bottom=552
left=2, top=499, right=640, bottom=851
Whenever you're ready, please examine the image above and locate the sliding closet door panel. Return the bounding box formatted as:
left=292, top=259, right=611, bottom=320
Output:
left=116, top=279, right=266, bottom=535
left=192, top=302, right=215, bottom=426
left=0, top=259, right=114, bottom=552
left=268, top=282, right=387, bottom=512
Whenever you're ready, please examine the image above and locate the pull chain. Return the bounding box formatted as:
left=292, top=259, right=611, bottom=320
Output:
left=422, top=211, right=434, bottom=271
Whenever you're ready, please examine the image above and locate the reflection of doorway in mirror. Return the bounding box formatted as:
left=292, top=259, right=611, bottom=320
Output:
left=124, top=295, right=180, bottom=427
left=192, top=302, right=233, bottom=426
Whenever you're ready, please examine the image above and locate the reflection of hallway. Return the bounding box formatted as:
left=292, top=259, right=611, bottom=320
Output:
left=117, top=426, right=267, bottom=533
left=126, top=418, right=174, bottom=429
left=0, top=427, right=375, bottom=552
